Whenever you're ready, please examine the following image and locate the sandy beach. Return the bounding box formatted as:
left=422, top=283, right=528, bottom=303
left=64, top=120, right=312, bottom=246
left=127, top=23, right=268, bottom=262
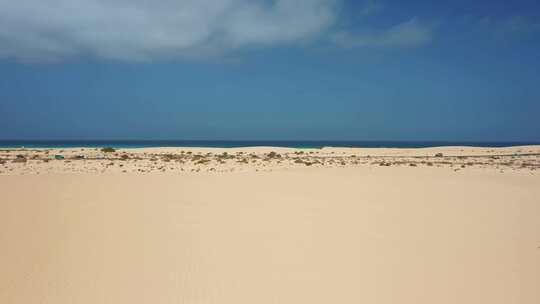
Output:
left=3, top=0, right=540, bottom=301
left=1, top=146, right=539, bottom=303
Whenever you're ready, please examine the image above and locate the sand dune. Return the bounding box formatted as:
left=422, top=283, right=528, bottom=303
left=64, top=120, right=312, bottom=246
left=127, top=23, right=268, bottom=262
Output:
left=1, top=147, right=539, bottom=303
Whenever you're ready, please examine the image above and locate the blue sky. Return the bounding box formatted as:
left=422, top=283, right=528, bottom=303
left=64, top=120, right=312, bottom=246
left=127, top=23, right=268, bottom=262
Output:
left=1, top=0, right=539, bottom=141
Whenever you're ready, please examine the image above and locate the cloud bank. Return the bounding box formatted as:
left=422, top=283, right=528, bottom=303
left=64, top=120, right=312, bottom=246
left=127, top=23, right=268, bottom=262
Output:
left=0, top=0, right=433, bottom=62
left=0, top=0, right=338, bottom=62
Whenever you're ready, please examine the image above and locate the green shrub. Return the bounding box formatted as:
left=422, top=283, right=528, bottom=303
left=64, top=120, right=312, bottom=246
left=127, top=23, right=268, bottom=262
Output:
left=192, top=155, right=204, bottom=161
left=264, top=152, right=281, bottom=159
left=101, top=147, right=116, bottom=153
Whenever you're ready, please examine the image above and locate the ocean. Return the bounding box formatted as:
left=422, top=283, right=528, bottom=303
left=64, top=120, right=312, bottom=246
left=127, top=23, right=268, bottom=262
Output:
left=0, top=140, right=538, bottom=149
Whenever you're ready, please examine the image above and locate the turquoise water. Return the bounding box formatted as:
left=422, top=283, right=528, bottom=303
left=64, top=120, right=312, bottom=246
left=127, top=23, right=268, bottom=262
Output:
left=0, top=140, right=537, bottom=149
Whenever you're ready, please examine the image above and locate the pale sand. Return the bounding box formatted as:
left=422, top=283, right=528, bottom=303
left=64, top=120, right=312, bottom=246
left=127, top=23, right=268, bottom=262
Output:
left=1, top=146, right=539, bottom=303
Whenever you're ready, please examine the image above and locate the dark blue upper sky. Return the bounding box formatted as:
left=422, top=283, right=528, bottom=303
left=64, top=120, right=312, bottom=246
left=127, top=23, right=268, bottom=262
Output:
left=1, top=0, right=539, bottom=141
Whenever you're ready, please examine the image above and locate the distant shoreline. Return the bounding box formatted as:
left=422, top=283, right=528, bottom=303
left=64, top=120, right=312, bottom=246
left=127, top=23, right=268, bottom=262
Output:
left=1, top=140, right=539, bottom=149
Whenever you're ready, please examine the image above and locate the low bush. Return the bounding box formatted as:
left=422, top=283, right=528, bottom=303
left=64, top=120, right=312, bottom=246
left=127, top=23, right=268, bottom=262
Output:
left=192, top=155, right=204, bottom=161
left=267, top=151, right=281, bottom=158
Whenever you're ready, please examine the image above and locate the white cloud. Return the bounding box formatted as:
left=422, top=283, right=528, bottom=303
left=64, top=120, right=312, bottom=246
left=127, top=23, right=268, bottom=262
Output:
left=0, top=0, right=437, bottom=63
left=332, top=18, right=433, bottom=49
left=0, top=0, right=338, bottom=62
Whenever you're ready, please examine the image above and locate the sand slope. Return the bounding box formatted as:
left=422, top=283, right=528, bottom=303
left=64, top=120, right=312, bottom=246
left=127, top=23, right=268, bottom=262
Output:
left=1, top=166, right=539, bottom=303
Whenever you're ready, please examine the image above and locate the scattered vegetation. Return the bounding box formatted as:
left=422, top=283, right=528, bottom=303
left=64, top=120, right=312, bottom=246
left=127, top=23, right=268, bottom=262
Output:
left=293, top=158, right=317, bottom=166
left=3, top=146, right=537, bottom=174
left=213, top=152, right=233, bottom=162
